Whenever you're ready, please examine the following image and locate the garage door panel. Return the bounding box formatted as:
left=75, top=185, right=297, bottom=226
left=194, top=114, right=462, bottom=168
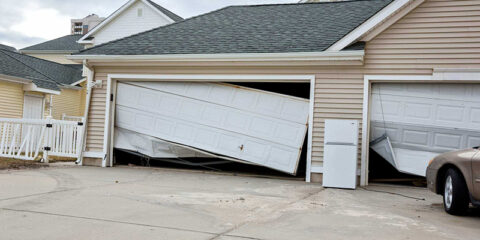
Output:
left=116, top=107, right=301, bottom=173
left=129, top=82, right=309, bottom=124
left=372, top=121, right=480, bottom=153
left=115, top=82, right=309, bottom=174
left=468, top=137, right=480, bottom=148
left=471, top=108, right=480, bottom=124
left=373, top=83, right=479, bottom=102
left=371, top=83, right=480, bottom=177
left=372, top=93, right=480, bottom=130
left=117, top=83, right=307, bottom=148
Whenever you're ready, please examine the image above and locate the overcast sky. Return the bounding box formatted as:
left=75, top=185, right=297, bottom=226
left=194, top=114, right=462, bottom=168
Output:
left=0, top=0, right=296, bottom=49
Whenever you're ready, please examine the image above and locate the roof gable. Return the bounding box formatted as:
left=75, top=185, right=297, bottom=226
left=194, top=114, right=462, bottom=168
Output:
left=78, top=0, right=182, bottom=45
left=20, top=35, right=84, bottom=53
left=76, top=0, right=393, bottom=56
left=145, top=0, right=183, bottom=22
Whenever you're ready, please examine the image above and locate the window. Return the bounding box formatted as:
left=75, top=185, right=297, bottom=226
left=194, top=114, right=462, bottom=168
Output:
left=137, top=8, right=143, bottom=17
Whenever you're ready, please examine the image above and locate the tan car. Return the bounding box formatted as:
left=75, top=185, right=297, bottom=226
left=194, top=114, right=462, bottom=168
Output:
left=426, top=147, right=480, bottom=215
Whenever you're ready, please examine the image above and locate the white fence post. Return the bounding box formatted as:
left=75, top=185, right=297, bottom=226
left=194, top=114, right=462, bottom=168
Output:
left=43, top=117, right=52, bottom=163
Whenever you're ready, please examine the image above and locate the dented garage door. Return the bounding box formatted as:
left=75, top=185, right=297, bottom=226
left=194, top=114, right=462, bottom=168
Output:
left=114, top=82, right=310, bottom=174
left=371, top=83, right=480, bottom=176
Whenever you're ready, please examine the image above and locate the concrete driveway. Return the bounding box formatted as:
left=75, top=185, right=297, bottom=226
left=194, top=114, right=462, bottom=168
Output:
left=0, top=165, right=479, bottom=240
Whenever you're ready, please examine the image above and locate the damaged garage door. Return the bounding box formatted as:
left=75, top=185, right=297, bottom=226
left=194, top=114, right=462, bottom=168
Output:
left=114, top=82, right=310, bottom=174
left=370, top=83, right=480, bottom=176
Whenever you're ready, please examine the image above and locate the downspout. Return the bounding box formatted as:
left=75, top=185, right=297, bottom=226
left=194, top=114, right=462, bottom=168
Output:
left=76, top=60, right=94, bottom=165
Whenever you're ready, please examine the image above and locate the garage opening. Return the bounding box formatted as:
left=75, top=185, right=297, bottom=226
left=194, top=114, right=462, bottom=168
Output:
left=368, top=83, right=480, bottom=186
left=112, top=81, right=311, bottom=180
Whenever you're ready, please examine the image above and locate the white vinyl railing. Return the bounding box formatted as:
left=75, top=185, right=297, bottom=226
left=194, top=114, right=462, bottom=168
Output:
left=62, top=114, right=85, bottom=122
left=0, top=118, right=84, bottom=162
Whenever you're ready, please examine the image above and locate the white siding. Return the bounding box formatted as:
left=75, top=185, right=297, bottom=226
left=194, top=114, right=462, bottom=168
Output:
left=93, top=1, right=172, bottom=45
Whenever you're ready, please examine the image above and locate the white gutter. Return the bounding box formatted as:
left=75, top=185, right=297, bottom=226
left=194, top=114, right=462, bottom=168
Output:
left=77, top=60, right=95, bottom=165
left=67, top=51, right=365, bottom=63
left=23, top=83, right=61, bottom=95
left=59, top=84, right=82, bottom=90
left=70, top=78, right=87, bottom=86
left=0, top=74, right=32, bottom=84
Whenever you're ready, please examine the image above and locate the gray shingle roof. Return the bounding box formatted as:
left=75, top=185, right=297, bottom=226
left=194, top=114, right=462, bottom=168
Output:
left=21, top=35, right=84, bottom=52
left=0, top=44, right=16, bottom=52
left=146, top=0, right=183, bottom=22
left=77, top=0, right=392, bottom=56
left=0, top=50, right=84, bottom=91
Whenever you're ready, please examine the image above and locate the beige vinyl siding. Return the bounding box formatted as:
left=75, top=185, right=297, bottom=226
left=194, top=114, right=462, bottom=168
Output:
left=24, top=53, right=77, bottom=64
left=84, top=66, right=365, bottom=170
left=365, top=0, right=480, bottom=75
left=0, top=81, right=24, bottom=118
left=50, top=88, right=84, bottom=120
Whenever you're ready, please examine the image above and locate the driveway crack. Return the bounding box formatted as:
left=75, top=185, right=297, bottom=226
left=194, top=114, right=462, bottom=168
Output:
left=208, top=188, right=324, bottom=240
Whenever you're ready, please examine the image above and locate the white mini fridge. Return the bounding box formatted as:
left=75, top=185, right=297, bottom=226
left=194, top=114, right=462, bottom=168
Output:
left=322, top=119, right=359, bottom=189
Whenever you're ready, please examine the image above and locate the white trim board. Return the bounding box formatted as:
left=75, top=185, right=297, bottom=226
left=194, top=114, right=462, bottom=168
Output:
left=361, top=69, right=480, bottom=186
left=68, top=51, right=365, bottom=64
left=78, top=0, right=175, bottom=44
left=327, top=0, right=416, bottom=51
left=102, top=74, right=316, bottom=182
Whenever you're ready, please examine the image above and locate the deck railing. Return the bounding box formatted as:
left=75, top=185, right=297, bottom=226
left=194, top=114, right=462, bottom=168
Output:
left=0, top=118, right=84, bottom=162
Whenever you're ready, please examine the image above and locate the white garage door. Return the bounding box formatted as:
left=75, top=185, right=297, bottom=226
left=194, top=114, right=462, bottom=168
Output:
left=371, top=83, right=480, bottom=176
left=115, top=82, right=310, bottom=174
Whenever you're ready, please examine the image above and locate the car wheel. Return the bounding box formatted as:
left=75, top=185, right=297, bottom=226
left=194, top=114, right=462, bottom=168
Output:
left=443, top=169, right=470, bottom=215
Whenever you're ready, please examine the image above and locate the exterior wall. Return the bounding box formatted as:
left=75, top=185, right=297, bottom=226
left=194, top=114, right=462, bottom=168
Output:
left=82, top=0, right=480, bottom=182
left=92, top=1, right=172, bottom=45
left=24, top=53, right=77, bottom=64
left=50, top=88, right=84, bottom=120
left=0, top=81, right=25, bottom=118
left=364, top=0, right=480, bottom=75
left=84, top=66, right=365, bottom=178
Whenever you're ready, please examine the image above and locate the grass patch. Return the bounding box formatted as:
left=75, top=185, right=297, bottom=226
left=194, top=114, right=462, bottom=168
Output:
left=0, top=158, right=46, bottom=170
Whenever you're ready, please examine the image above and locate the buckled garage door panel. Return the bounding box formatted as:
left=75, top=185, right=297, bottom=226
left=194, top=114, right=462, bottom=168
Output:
left=371, top=83, right=480, bottom=176
left=115, top=82, right=309, bottom=174
left=129, top=82, right=309, bottom=124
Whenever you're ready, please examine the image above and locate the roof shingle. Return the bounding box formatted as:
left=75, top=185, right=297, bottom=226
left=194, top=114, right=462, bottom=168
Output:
left=0, top=50, right=84, bottom=90
left=21, top=35, right=85, bottom=52
left=77, top=0, right=392, bottom=56
left=0, top=44, right=17, bottom=52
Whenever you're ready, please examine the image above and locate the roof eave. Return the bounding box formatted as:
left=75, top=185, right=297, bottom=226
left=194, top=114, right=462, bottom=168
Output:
left=0, top=74, right=33, bottom=84
left=23, top=83, right=61, bottom=95
left=67, top=50, right=365, bottom=65
left=19, top=50, right=79, bottom=54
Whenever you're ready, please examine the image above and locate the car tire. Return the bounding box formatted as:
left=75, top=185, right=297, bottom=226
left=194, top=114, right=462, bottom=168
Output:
left=443, top=168, right=470, bottom=215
